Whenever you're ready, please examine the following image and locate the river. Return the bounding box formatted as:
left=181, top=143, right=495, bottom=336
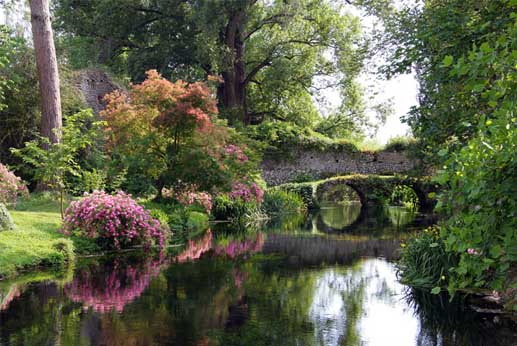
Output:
left=0, top=203, right=515, bottom=346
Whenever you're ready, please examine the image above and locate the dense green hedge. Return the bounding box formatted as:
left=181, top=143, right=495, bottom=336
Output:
left=244, top=121, right=359, bottom=157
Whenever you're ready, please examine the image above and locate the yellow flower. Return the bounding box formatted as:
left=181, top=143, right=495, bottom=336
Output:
left=486, top=120, right=493, bottom=126
left=400, top=243, right=406, bottom=248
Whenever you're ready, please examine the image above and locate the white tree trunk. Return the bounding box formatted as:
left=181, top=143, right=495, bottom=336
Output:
left=30, top=0, right=62, bottom=145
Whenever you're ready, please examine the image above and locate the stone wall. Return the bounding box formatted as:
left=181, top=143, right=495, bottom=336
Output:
left=261, top=149, right=415, bottom=186
left=74, top=69, right=121, bottom=114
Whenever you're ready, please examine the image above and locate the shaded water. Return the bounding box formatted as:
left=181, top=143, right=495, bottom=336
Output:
left=0, top=205, right=515, bottom=346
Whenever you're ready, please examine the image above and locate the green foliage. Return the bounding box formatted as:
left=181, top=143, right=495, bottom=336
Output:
left=0, top=25, right=87, bottom=168
left=212, top=194, right=260, bottom=222
left=390, top=185, right=418, bottom=210
left=185, top=211, right=209, bottom=234
left=383, top=136, right=416, bottom=152
left=54, top=0, right=379, bottom=129
left=245, top=121, right=358, bottom=157
left=0, top=25, right=40, bottom=166
left=290, top=171, right=317, bottom=183
left=397, top=227, right=458, bottom=292
left=276, top=182, right=318, bottom=210
left=0, top=203, right=14, bottom=231
left=435, top=114, right=517, bottom=291
left=381, top=0, right=515, bottom=162
left=12, top=110, right=104, bottom=216
left=429, top=12, right=517, bottom=293
left=262, top=190, right=306, bottom=215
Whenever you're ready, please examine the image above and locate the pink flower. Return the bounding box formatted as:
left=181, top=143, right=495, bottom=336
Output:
left=229, top=179, right=264, bottom=204
left=62, top=191, right=165, bottom=250
left=467, top=248, right=480, bottom=255
left=0, top=163, right=28, bottom=206
left=162, top=185, right=212, bottom=213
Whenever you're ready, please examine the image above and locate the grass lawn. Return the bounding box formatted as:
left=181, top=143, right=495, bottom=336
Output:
left=0, top=194, right=74, bottom=280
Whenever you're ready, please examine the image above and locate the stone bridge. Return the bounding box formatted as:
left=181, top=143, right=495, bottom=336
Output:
left=277, top=174, right=438, bottom=211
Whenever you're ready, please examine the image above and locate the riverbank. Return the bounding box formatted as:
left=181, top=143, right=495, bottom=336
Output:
left=0, top=196, right=74, bottom=280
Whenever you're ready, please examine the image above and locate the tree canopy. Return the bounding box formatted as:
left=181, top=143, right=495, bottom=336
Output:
left=55, top=0, right=376, bottom=128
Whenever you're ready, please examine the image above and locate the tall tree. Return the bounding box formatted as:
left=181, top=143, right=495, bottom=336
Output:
left=55, top=0, right=373, bottom=126
left=30, top=0, right=62, bottom=145
left=378, top=0, right=513, bottom=161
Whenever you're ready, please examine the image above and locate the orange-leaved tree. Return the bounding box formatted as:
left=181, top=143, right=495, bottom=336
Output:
left=101, top=70, right=258, bottom=195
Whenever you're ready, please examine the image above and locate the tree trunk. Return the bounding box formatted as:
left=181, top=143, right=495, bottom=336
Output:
left=219, top=9, right=248, bottom=124
left=30, top=0, right=62, bottom=146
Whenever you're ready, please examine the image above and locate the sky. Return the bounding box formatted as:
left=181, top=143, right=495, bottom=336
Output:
left=370, top=74, right=417, bottom=144
left=344, top=0, right=418, bottom=144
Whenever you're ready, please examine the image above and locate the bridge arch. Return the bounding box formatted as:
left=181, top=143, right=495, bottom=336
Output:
left=312, top=175, right=437, bottom=211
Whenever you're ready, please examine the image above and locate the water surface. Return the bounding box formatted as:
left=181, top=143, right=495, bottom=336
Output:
left=0, top=205, right=515, bottom=346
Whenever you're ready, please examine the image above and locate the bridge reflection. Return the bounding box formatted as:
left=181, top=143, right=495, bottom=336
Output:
left=262, top=234, right=401, bottom=265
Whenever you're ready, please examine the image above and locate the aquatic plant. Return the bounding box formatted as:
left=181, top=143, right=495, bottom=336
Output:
left=262, top=189, right=306, bottom=215
left=62, top=191, right=166, bottom=250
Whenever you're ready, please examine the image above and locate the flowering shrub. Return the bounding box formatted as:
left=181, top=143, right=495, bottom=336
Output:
left=229, top=179, right=264, bottom=204
left=100, top=70, right=261, bottom=196
left=224, top=144, right=248, bottom=163
left=162, top=185, right=212, bottom=213
left=0, top=163, right=28, bottom=206
left=62, top=191, right=165, bottom=249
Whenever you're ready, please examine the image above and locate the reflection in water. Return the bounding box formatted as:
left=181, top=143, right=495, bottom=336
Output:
left=0, top=285, right=22, bottom=311
left=387, top=206, right=417, bottom=229
left=0, top=208, right=515, bottom=346
left=319, top=201, right=362, bottom=230
left=214, top=232, right=264, bottom=258
left=175, top=230, right=213, bottom=262
left=308, top=260, right=419, bottom=346
left=64, top=256, right=164, bottom=313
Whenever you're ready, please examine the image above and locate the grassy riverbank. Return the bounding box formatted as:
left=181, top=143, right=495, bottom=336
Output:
left=0, top=195, right=74, bottom=280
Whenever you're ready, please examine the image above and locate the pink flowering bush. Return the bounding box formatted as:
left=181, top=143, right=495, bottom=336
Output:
left=0, top=163, right=28, bottom=206
left=224, top=144, right=249, bottom=163
left=229, top=179, right=264, bottom=204
left=163, top=185, right=212, bottom=213
left=62, top=191, right=166, bottom=250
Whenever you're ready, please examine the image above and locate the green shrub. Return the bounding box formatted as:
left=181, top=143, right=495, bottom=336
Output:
left=290, top=171, right=317, bottom=183
left=186, top=211, right=209, bottom=233
left=397, top=227, right=458, bottom=292
left=276, top=183, right=318, bottom=209
left=0, top=203, right=14, bottom=231
left=383, top=136, right=417, bottom=152
left=390, top=185, right=419, bottom=210
left=435, top=113, right=517, bottom=292
left=212, top=194, right=260, bottom=222
left=262, top=190, right=306, bottom=215
left=245, top=121, right=359, bottom=156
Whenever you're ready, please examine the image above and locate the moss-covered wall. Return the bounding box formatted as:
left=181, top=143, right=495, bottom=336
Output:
left=262, top=148, right=416, bottom=186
